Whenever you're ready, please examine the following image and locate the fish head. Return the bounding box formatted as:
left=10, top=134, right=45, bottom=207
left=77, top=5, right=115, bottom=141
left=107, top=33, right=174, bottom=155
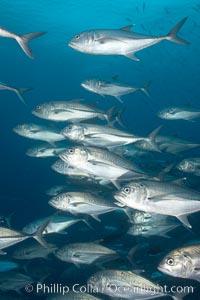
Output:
left=129, top=224, right=151, bottom=236
left=32, top=103, right=52, bottom=119
left=49, top=193, right=71, bottom=210
left=158, top=107, right=178, bottom=119
left=81, top=79, right=100, bottom=92
left=51, top=159, right=63, bottom=172
left=59, top=147, right=88, bottom=167
left=68, top=30, right=98, bottom=53
left=26, top=147, right=39, bottom=157
left=177, top=159, right=194, bottom=173
left=158, top=249, right=191, bottom=277
left=13, top=124, right=35, bottom=137
left=87, top=271, right=108, bottom=291
left=114, top=182, right=148, bottom=209
left=132, top=211, right=152, bottom=224
left=62, top=124, right=84, bottom=141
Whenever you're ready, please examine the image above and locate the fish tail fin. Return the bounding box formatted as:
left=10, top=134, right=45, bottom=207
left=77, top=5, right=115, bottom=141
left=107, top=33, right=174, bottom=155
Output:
left=5, top=212, right=15, bottom=229
left=140, top=80, right=152, bottom=97
left=16, top=87, right=32, bottom=105
left=157, top=163, right=174, bottom=181
left=107, top=106, right=126, bottom=128
left=32, top=220, right=49, bottom=248
left=16, top=32, right=46, bottom=58
left=146, top=125, right=163, bottom=152
left=166, top=17, right=189, bottom=45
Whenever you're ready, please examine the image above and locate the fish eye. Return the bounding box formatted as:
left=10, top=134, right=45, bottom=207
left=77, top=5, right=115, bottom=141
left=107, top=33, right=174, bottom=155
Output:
left=123, top=187, right=131, bottom=194
left=167, top=257, right=174, bottom=266
left=68, top=149, right=74, bottom=154
left=36, top=105, right=41, bottom=110
left=90, top=276, right=98, bottom=282
left=68, top=125, right=73, bottom=131
left=75, top=34, right=80, bottom=39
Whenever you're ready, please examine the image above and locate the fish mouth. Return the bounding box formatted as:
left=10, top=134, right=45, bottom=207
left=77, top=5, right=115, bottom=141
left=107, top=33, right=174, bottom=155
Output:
left=157, top=265, right=169, bottom=274
left=68, top=41, right=79, bottom=50
left=114, top=193, right=126, bottom=205
left=81, top=83, right=87, bottom=89
left=32, top=110, right=39, bottom=117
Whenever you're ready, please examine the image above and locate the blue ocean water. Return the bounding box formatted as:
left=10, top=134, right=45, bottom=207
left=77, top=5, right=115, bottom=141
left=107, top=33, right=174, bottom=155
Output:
left=0, top=0, right=200, bottom=299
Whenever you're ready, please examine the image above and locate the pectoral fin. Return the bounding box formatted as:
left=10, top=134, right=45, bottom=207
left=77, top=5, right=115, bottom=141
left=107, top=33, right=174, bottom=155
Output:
left=124, top=52, right=140, bottom=61
left=176, top=214, right=192, bottom=228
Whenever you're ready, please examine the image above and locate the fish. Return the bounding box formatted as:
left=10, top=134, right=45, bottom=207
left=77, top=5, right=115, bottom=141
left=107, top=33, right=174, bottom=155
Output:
left=87, top=269, right=176, bottom=299
left=177, top=158, right=200, bottom=176
left=32, top=100, right=119, bottom=124
left=0, top=221, right=49, bottom=252
left=81, top=79, right=150, bottom=103
left=130, top=211, right=175, bottom=225
left=0, top=82, right=32, bottom=105
left=12, top=242, right=57, bottom=260
left=61, top=123, right=160, bottom=151
left=158, top=244, right=200, bottom=282
left=0, top=27, right=46, bottom=58
left=22, top=215, right=84, bottom=235
left=26, top=144, right=66, bottom=158
left=59, top=146, right=148, bottom=187
left=127, top=224, right=178, bottom=238
left=0, top=271, right=33, bottom=292
left=158, top=106, right=200, bottom=121
left=48, top=191, right=119, bottom=220
left=155, top=135, right=199, bottom=154
left=51, top=159, right=91, bottom=177
left=55, top=242, right=119, bottom=267
left=114, top=180, right=200, bottom=228
left=0, top=260, right=19, bottom=272
left=13, top=123, right=65, bottom=146
left=46, top=185, right=68, bottom=196
left=68, top=17, right=189, bottom=61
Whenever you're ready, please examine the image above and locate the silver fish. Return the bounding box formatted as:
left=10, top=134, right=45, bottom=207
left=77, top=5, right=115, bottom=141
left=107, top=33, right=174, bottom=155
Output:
left=22, top=215, right=82, bottom=235
left=0, top=82, right=32, bottom=105
left=55, top=242, right=119, bottom=267
left=158, top=244, right=200, bottom=282
left=81, top=79, right=150, bottom=103
left=46, top=185, right=68, bottom=196
left=32, top=100, right=116, bottom=124
left=87, top=269, right=172, bottom=299
left=115, top=135, right=200, bottom=155
left=131, top=211, right=175, bottom=225
left=68, top=18, right=189, bottom=61
left=12, top=242, right=57, bottom=260
left=26, top=144, right=66, bottom=158
left=49, top=191, right=118, bottom=220
left=51, top=159, right=90, bottom=177
left=59, top=146, right=147, bottom=187
left=0, top=27, right=45, bottom=58
left=0, top=271, right=33, bottom=292
left=61, top=123, right=160, bottom=150
left=158, top=106, right=200, bottom=121
left=0, top=222, right=49, bottom=251
left=157, top=135, right=200, bottom=154
left=13, top=123, right=65, bottom=145
left=177, top=158, right=200, bottom=176
left=127, top=224, right=178, bottom=238
left=114, top=180, right=200, bottom=228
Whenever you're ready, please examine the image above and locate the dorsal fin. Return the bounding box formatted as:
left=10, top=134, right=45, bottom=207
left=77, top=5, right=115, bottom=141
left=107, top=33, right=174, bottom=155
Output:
left=120, top=25, right=134, bottom=32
